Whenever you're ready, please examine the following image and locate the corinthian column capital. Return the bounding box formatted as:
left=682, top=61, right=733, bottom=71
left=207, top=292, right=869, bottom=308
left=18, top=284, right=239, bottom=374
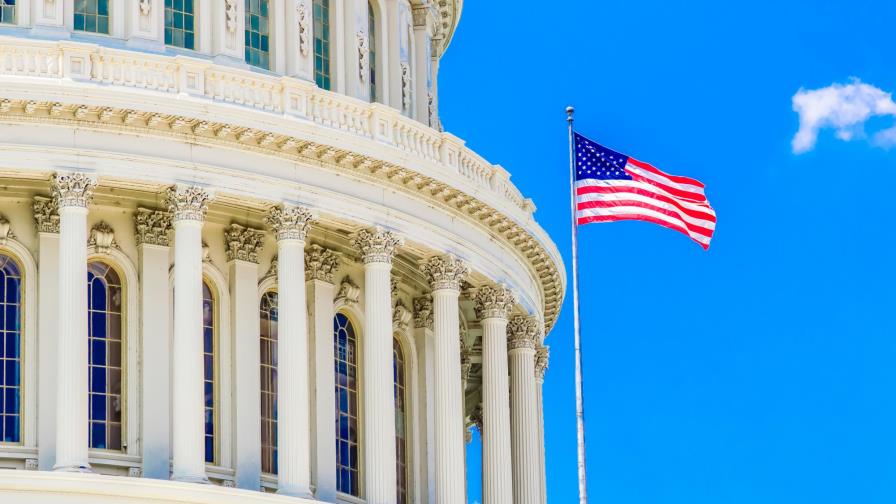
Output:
left=224, top=223, right=265, bottom=263
left=135, top=208, right=173, bottom=247
left=421, top=254, right=468, bottom=292
left=166, top=185, right=212, bottom=222
left=474, top=284, right=516, bottom=321
left=507, top=315, right=539, bottom=351
left=266, top=204, right=314, bottom=241
left=351, top=226, right=403, bottom=265
left=33, top=196, right=60, bottom=233
left=535, top=345, right=550, bottom=380
left=52, top=172, right=96, bottom=209
left=305, top=244, right=340, bottom=283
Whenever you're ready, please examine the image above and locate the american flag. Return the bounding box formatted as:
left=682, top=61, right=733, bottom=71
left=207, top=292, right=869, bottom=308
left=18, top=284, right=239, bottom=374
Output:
left=574, top=133, right=717, bottom=249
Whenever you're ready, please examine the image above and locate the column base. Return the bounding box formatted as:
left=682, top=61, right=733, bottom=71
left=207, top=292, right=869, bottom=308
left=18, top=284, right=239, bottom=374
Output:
left=171, top=474, right=211, bottom=484
left=52, top=464, right=93, bottom=473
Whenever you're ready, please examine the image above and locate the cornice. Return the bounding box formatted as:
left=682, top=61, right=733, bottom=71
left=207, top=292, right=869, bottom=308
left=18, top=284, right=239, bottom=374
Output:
left=0, top=78, right=564, bottom=332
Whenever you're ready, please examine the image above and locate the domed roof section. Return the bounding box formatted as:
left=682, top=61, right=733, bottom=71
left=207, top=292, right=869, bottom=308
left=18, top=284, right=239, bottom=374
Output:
left=434, top=0, right=463, bottom=53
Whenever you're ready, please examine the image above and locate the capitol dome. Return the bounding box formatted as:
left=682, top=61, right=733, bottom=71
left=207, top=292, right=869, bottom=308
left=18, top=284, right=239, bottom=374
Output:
left=0, top=1, right=565, bottom=503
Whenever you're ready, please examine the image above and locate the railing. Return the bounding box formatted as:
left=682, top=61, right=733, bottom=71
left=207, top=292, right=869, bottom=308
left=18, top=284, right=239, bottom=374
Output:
left=0, top=37, right=536, bottom=218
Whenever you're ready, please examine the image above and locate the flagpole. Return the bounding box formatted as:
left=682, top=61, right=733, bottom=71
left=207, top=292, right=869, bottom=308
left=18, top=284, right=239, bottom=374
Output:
left=566, top=106, right=588, bottom=504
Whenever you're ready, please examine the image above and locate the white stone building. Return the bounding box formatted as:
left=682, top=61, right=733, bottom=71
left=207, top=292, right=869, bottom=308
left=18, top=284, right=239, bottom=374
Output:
left=0, top=1, right=565, bottom=503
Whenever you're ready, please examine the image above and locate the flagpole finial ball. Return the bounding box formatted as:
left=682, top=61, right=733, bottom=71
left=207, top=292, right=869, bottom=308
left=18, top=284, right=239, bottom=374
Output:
left=566, top=106, right=575, bottom=122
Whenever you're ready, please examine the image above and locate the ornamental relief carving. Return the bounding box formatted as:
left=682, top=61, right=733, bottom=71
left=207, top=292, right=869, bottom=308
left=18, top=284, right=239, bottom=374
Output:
left=89, top=221, right=118, bottom=253
left=0, top=214, right=15, bottom=245
left=224, top=223, right=265, bottom=263
left=52, top=172, right=96, bottom=209
left=134, top=208, right=172, bottom=247
left=305, top=244, right=340, bottom=283
left=413, top=295, right=433, bottom=330
left=266, top=204, right=314, bottom=241
left=507, top=315, right=539, bottom=351
left=400, top=62, right=412, bottom=112
left=297, top=1, right=309, bottom=55
left=535, top=345, right=550, bottom=380
left=357, top=31, right=369, bottom=84
left=421, top=254, right=468, bottom=291
left=225, top=0, right=238, bottom=33
left=393, top=299, right=412, bottom=330
left=33, top=196, right=60, bottom=234
left=166, top=185, right=211, bottom=222
left=474, top=284, right=516, bottom=320
left=336, top=276, right=361, bottom=305
left=351, top=227, right=402, bottom=265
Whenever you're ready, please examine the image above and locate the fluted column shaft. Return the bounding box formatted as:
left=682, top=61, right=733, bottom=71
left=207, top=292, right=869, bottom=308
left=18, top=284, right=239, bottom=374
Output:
left=267, top=205, right=315, bottom=497
left=422, top=255, right=469, bottom=504
left=53, top=172, right=95, bottom=472
left=352, top=228, right=402, bottom=504
left=535, top=346, right=550, bottom=504
left=509, top=317, right=541, bottom=504
left=169, top=186, right=211, bottom=483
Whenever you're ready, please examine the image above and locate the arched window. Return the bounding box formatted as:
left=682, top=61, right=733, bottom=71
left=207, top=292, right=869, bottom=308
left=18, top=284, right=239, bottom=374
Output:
left=334, top=312, right=359, bottom=496
left=165, top=0, right=195, bottom=49
left=74, top=0, right=110, bottom=34
left=313, top=0, right=331, bottom=90
left=260, top=291, right=278, bottom=474
left=87, top=261, right=123, bottom=451
left=368, top=1, right=377, bottom=102
left=202, top=280, right=217, bottom=464
left=0, top=253, right=21, bottom=443
left=393, top=337, right=408, bottom=504
left=245, top=0, right=271, bottom=69
left=0, top=0, right=15, bottom=24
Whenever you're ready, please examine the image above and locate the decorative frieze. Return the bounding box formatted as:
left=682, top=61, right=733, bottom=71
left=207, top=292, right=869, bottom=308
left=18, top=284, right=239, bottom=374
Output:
left=134, top=208, right=172, bottom=247
left=507, top=315, right=539, bottom=351
left=266, top=204, right=313, bottom=241
left=305, top=244, right=339, bottom=283
left=421, top=254, right=468, bottom=291
left=297, top=1, right=309, bottom=55
left=351, top=227, right=402, bottom=265
left=474, top=284, right=516, bottom=320
left=393, top=299, right=413, bottom=330
left=224, top=223, right=265, bottom=263
left=89, top=221, right=117, bottom=252
left=33, top=196, right=60, bottom=234
left=357, top=31, right=369, bottom=84
left=535, top=345, right=550, bottom=380
left=166, top=185, right=211, bottom=222
left=336, top=276, right=360, bottom=305
left=413, top=295, right=433, bottom=330
left=52, top=172, right=96, bottom=209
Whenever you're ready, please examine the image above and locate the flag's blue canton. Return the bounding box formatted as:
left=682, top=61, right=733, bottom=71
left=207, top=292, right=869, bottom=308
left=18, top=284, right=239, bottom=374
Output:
left=574, top=133, right=632, bottom=182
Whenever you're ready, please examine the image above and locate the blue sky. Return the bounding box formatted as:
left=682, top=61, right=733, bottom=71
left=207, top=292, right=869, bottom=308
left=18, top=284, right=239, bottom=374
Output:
left=438, top=1, right=896, bottom=503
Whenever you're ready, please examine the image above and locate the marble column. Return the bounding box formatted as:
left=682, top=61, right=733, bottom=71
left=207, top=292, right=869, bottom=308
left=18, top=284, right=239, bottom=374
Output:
left=473, top=285, right=516, bottom=504
left=168, top=185, right=212, bottom=483
left=508, top=316, right=541, bottom=504
left=535, top=345, right=550, bottom=504
left=135, top=209, right=174, bottom=479
left=225, top=223, right=265, bottom=489
left=350, top=227, right=402, bottom=504
left=306, top=245, right=340, bottom=502
left=413, top=296, right=436, bottom=504
left=52, top=172, right=96, bottom=472
left=34, top=197, right=60, bottom=470
left=421, top=254, right=469, bottom=504
left=266, top=205, right=315, bottom=497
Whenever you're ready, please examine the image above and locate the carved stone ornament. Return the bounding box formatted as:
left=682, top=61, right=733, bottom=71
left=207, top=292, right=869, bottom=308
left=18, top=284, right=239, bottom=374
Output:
left=138, top=0, right=150, bottom=16
left=393, top=299, right=413, bottom=330
left=134, top=208, right=172, bottom=247
left=507, top=315, right=539, bottom=351
left=413, top=295, right=433, bottom=330
left=24, top=459, right=38, bottom=471
left=412, top=6, right=428, bottom=27
left=225, top=0, right=238, bottom=33
left=166, top=185, right=211, bottom=222
left=535, top=345, right=550, bottom=380
left=400, top=62, right=412, bottom=112
left=460, top=349, right=472, bottom=382
left=224, top=223, right=265, bottom=263
left=421, top=254, right=468, bottom=291
left=357, top=31, right=369, bottom=84
left=391, top=277, right=400, bottom=299
left=350, top=226, right=403, bottom=265
left=52, top=172, right=96, bottom=209
left=202, top=241, right=211, bottom=262
left=474, top=284, right=516, bottom=320
left=128, top=467, right=143, bottom=478
left=33, top=196, right=60, bottom=234
left=297, top=1, right=309, bottom=55
left=265, top=204, right=314, bottom=241
left=89, top=221, right=117, bottom=253
left=336, top=276, right=361, bottom=305
left=427, top=90, right=436, bottom=127
left=0, top=215, right=15, bottom=245
left=265, top=254, right=278, bottom=279
left=305, top=244, right=340, bottom=283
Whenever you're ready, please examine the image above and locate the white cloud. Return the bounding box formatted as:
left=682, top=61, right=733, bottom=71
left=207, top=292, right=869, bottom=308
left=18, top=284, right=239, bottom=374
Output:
left=791, top=79, right=896, bottom=153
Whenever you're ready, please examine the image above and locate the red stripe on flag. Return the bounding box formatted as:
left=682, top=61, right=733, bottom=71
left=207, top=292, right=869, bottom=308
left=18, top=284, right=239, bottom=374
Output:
left=576, top=185, right=717, bottom=223
left=625, top=168, right=707, bottom=203
left=627, top=157, right=705, bottom=188
left=577, top=214, right=711, bottom=250
left=576, top=199, right=715, bottom=238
